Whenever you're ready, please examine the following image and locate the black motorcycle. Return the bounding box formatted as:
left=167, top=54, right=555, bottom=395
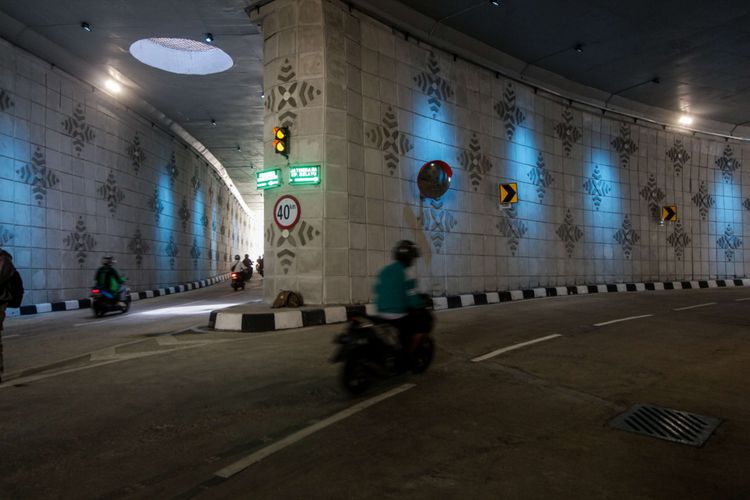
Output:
left=331, top=307, right=435, bottom=395
left=91, top=286, right=131, bottom=317
left=230, top=271, right=246, bottom=291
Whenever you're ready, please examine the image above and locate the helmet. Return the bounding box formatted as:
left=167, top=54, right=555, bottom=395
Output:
left=234, top=254, right=240, bottom=260
left=393, top=240, right=420, bottom=267
left=244, top=254, right=249, bottom=259
left=102, top=256, right=115, bottom=266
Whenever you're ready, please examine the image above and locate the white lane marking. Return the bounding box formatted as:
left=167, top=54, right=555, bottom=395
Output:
left=593, top=314, right=653, bottom=327
left=4, top=334, right=20, bottom=338
left=214, top=383, right=417, bottom=479
left=735, top=297, right=750, bottom=302
left=471, top=334, right=562, bottom=363
left=674, top=302, right=717, bottom=311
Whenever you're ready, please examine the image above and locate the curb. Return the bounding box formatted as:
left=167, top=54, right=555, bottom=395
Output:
left=6, top=273, right=231, bottom=317
left=209, top=278, right=750, bottom=333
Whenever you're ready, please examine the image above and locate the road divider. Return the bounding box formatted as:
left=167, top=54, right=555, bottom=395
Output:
left=471, top=334, right=562, bottom=362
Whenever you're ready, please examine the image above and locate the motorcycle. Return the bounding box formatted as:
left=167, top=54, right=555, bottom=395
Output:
left=231, top=271, right=246, bottom=291
left=91, top=286, right=131, bottom=317
left=331, top=305, right=435, bottom=395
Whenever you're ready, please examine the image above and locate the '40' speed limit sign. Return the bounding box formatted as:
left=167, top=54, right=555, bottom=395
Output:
left=273, top=195, right=301, bottom=230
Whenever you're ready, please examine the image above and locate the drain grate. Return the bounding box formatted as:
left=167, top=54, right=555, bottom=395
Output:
left=610, top=404, right=721, bottom=447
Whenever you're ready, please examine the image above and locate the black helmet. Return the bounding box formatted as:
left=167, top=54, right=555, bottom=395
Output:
left=102, top=255, right=115, bottom=266
left=393, top=240, right=420, bottom=267
left=234, top=254, right=240, bottom=260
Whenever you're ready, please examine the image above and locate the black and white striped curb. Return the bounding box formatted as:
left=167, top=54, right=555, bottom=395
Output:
left=209, top=278, right=750, bottom=333
left=6, top=274, right=231, bottom=317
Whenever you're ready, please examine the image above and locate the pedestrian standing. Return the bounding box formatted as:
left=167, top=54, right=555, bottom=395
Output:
left=0, top=249, right=21, bottom=382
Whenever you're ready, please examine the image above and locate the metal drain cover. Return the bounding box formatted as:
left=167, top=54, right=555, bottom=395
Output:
left=610, top=404, right=721, bottom=447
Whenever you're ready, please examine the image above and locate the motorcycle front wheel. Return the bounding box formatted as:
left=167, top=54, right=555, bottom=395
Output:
left=342, top=355, right=372, bottom=396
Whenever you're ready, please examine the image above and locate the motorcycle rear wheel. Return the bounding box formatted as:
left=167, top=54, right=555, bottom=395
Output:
left=93, top=303, right=105, bottom=318
left=411, top=337, right=434, bottom=374
left=342, top=355, right=372, bottom=395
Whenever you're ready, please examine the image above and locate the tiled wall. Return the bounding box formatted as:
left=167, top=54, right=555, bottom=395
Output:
left=349, top=4, right=747, bottom=300
left=263, top=0, right=747, bottom=305
left=0, top=40, right=255, bottom=305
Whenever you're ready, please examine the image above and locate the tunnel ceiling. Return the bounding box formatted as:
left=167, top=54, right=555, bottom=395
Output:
left=3, top=0, right=750, bottom=214
left=392, top=0, right=750, bottom=128
left=0, top=0, right=264, bottom=214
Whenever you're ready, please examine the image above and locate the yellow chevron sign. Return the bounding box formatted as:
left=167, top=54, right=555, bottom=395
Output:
left=499, top=183, right=518, bottom=204
left=661, top=206, right=678, bottom=221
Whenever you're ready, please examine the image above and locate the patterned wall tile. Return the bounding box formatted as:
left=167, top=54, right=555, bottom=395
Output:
left=496, top=205, right=527, bottom=256
left=265, top=220, right=321, bottom=275
left=414, top=52, right=454, bottom=118
left=666, top=138, right=690, bottom=175
left=164, top=234, right=179, bottom=269
left=494, top=82, right=526, bottom=141
left=556, top=209, right=583, bottom=258
left=717, top=225, right=742, bottom=261
left=420, top=199, right=457, bottom=253
left=691, top=181, right=715, bottom=221
left=554, top=107, right=581, bottom=157
left=366, top=106, right=413, bottom=176
left=128, top=228, right=150, bottom=268
left=98, top=170, right=125, bottom=215
left=17, top=146, right=59, bottom=205
left=744, top=198, right=750, bottom=211
left=167, top=152, right=179, bottom=185
left=613, top=215, right=640, bottom=259
left=639, top=173, right=666, bottom=219
left=716, top=145, right=741, bottom=183
left=265, top=58, right=322, bottom=127
left=458, top=132, right=493, bottom=191
left=610, top=123, right=639, bottom=168
left=179, top=198, right=191, bottom=232
left=666, top=220, right=691, bottom=260
left=0, top=88, right=15, bottom=112
left=190, top=238, right=202, bottom=269
left=149, top=188, right=165, bottom=223
left=64, top=216, right=97, bottom=267
left=583, top=164, right=611, bottom=210
left=0, top=225, right=14, bottom=248
left=61, top=103, right=95, bottom=157
left=528, top=152, right=554, bottom=202
left=191, top=169, right=202, bottom=197
left=126, top=132, right=146, bottom=174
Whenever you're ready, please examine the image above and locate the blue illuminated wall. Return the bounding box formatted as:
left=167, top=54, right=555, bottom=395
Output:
left=334, top=4, right=748, bottom=302
left=0, top=39, right=253, bottom=305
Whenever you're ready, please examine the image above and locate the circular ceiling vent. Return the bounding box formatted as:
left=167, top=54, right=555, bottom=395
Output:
left=129, top=38, right=233, bottom=75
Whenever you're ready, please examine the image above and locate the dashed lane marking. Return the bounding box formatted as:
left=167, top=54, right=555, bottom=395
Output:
left=593, top=314, right=654, bottom=327
left=674, top=302, right=717, bottom=311
left=214, top=383, right=417, bottom=479
left=471, top=334, right=562, bottom=362
left=735, top=297, right=750, bottom=302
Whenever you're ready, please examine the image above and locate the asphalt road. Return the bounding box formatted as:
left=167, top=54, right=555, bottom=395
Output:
left=1, top=285, right=749, bottom=499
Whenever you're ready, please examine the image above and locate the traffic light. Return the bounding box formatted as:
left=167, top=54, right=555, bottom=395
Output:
left=273, top=126, right=289, bottom=158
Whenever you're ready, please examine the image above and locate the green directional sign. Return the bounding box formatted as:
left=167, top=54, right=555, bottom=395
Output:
left=289, top=165, right=321, bottom=186
left=256, top=168, right=282, bottom=189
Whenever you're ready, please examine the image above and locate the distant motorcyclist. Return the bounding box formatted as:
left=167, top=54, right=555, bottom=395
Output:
left=256, top=255, right=264, bottom=277
left=95, top=256, right=126, bottom=307
left=242, top=254, right=253, bottom=279
left=374, top=241, right=431, bottom=353
left=231, top=254, right=249, bottom=281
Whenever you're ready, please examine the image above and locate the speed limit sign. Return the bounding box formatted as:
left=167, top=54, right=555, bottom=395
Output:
left=273, top=195, right=301, bottom=230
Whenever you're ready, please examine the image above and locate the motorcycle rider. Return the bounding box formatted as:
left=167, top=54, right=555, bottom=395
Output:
left=231, top=254, right=249, bottom=281
left=95, top=256, right=126, bottom=307
left=373, top=240, right=431, bottom=355
left=242, top=254, right=253, bottom=279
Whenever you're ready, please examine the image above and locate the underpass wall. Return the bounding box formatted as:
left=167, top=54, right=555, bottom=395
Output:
left=0, top=39, right=253, bottom=305
left=338, top=1, right=748, bottom=299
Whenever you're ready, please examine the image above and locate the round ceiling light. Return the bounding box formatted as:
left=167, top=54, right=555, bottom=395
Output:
left=129, top=38, right=233, bottom=75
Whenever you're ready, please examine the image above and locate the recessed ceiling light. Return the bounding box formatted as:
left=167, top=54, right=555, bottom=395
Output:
left=574, top=43, right=584, bottom=53
left=81, top=22, right=92, bottom=32
left=489, top=0, right=501, bottom=6
left=104, top=79, right=122, bottom=93
left=678, top=115, right=694, bottom=126
left=211, top=119, right=217, bottom=126
left=204, top=33, right=214, bottom=43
